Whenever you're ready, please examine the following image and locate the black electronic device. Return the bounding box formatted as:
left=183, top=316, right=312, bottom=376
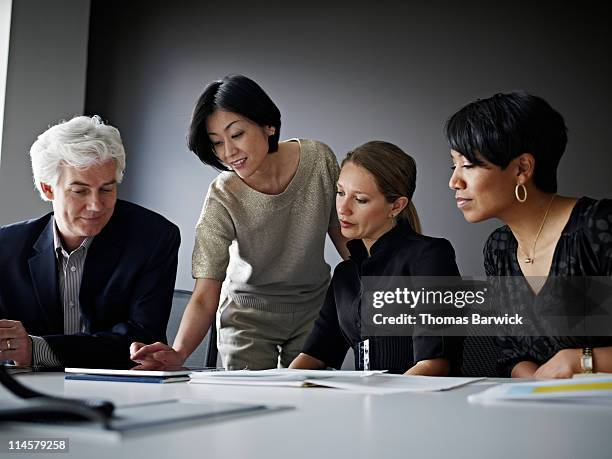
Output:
left=0, top=364, right=114, bottom=425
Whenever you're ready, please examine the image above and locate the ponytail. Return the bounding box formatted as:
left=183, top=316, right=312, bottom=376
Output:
left=400, top=201, right=421, bottom=234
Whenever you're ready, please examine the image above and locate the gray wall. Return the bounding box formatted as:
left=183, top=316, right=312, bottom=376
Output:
left=0, top=0, right=90, bottom=226
left=84, top=0, right=612, bottom=288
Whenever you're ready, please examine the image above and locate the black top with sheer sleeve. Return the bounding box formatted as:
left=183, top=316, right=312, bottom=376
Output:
left=485, top=197, right=612, bottom=377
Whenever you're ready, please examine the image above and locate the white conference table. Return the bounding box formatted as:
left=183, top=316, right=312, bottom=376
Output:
left=0, top=372, right=611, bottom=459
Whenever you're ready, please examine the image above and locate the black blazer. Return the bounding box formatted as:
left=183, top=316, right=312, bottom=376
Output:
left=302, top=220, right=463, bottom=374
left=0, top=200, right=180, bottom=368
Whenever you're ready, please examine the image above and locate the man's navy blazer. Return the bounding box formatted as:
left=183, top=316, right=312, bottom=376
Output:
left=0, top=200, right=180, bottom=368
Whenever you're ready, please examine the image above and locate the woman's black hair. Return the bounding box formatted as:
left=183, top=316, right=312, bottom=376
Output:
left=187, top=74, right=282, bottom=170
left=444, top=92, right=568, bottom=193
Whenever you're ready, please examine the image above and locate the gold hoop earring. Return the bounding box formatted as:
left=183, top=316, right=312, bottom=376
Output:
left=515, top=184, right=527, bottom=203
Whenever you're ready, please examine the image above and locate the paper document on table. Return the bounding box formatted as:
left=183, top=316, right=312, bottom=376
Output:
left=189, top=369, right=481, bottom=393
left=468, top=376, right=612, bottom=405
left=308, top=374, right=484, bottom=394
left=189, top=368, right=385, bottom=387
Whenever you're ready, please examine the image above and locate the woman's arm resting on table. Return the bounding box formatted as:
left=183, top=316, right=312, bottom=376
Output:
left=131, top=278, right=221, bottom=366
left=405, top=358, right=450, bottom=376
left=289, top=353, right=326, bottom=370
left=592, top=346, right=612, bottom=372
left=533, top=346, right=612, bottom=379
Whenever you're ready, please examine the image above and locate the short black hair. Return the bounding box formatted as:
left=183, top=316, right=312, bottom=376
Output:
left=187, top=74, right=282, bottom=170
left=444, top=92, right=568, bottom=193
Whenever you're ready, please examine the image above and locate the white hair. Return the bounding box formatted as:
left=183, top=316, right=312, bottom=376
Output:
left=30, top=115, right=126, bottom=201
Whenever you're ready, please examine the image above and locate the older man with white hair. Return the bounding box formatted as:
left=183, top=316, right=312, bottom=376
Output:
left=0, top=115, right=180, bottom=368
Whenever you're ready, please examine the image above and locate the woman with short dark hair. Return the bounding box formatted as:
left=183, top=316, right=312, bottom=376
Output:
left=446, top=91, right=612, bottom=378
left=131, top=74, right=348, bottom=369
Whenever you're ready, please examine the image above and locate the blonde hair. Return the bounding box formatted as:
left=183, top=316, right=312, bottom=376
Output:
left=342, top=140, right=422, bottom=233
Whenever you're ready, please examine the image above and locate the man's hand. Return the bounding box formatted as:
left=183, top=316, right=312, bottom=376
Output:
left=0, top=320, right=33, bottom=365
left=533, top=348, right=581, bottom=379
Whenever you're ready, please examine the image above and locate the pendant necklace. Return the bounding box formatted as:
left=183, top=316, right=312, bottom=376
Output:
left=522, top=194, right=556, bottom=264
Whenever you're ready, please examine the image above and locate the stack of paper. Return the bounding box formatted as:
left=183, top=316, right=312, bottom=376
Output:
left=190, top=369, right=382, bottom=386
left=189, top=369, right=482, bottom=394
left=468, top=375, right=612, bottom=405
